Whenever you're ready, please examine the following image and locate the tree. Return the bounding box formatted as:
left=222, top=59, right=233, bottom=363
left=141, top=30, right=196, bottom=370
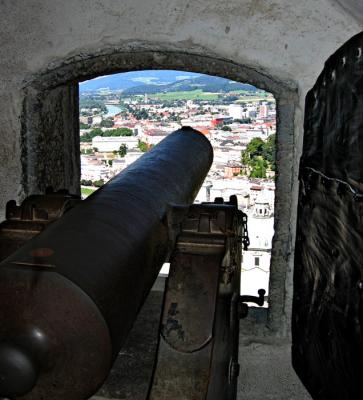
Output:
left=138, top=140, right=149, bottom=152
left=249, top=157, right=267, bottom=178
left=244, top=138, right=265, bottom=159
left=79, top=99, right=107, bottom=113
left=80, top=179, right=93, bottom=186
left=118, top=144, right=127, bottom=157
left=241, top=135, right=276, bottom=176
left=100, top=119, right=114, bottom=128
left=80, top=128, right=103, bottom=142
left=109, top=128, right=133, bottom=137
left=241, top=137, right=264, bottom=165
left=80, top=127, right=133, bottom=142
left=222, top=125, right=232, bottom=131
left=262, top=134, right=276, bottom=170
left=134, top=109, right=149, bottom=120
left=93, top=179, right=105, bottom=187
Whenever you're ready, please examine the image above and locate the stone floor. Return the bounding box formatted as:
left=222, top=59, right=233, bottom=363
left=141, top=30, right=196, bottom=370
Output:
left=90, top=287, right=311, bottom=400
left=92, top=291, right=163, bottom=400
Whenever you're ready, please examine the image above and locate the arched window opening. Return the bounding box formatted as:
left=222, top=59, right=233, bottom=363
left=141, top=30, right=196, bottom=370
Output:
left=78, top=70, right=276, bottom=307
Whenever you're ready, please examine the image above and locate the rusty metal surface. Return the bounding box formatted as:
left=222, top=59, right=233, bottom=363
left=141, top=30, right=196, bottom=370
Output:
left=149, top=198, right=244, bottom=400
left=0, top=128, right=213, bottom=399
left=149, top=338, right=214, bottom=400
left=293, top=32, right=363, bottom=400
left=161, top=252, right=221, bottom=353
left=5, top=189, right=80, bottom=221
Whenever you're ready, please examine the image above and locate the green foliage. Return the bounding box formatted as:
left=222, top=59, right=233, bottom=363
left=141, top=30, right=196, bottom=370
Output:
left=93, top=179, right=105, bottom=187
left=133, top=109, right=149, bottom=120
left=241, top=134, right=276, bottom=177
left=80, top=127, right=133, bottom=142
left=222, top=125, right=232, bottom=131
left=81, top=187, right=96, bottom=198
left=79, top=99, right=107, bottom=113
left=262, top=134, right=276, bottom=171
left=223, top=95, right=239, bottom=103
left=80, top=122, right=90, bottom=129
left=138, top=140, right=149, bottom=152
left=80, top=148, right=94, bottom=155
left=249, top=157, right=268, bottom=178
left=108, top=128, right=133, bottom=137
left=235, top=118, right=252, bottom=124
left=118, top=144, right=127, bottom=157
left=100, top=119, right=114, bottom=128
left=147, top=90, right=219, bottom=102
left=80, top=128, right=102, bottom=142
left=241, top=137, right=263, bottom=166
left=80, top=179, right=93, bottom=186
left=91, top=128, right=103, bottom=136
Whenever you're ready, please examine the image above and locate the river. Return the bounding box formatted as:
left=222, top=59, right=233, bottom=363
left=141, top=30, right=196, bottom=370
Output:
left=105, top=104, right=123, bottom=117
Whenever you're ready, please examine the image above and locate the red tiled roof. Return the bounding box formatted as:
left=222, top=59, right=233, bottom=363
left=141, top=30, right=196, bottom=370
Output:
left=250, top=185, right=262, bottom=190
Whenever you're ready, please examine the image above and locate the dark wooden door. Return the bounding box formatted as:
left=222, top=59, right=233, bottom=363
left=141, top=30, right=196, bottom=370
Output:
left=293, top=31, right=363, bottom=400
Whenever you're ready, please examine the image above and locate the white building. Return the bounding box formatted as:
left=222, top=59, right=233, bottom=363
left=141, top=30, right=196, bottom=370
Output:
left=142, top=131, right=170, bottom=146
left=81, top=155, right=109, bottom=181
left=111, top=158, right=126, bottom=174
left=253, top=199, right=273, bottom=218
left=241, top=212, right=274, bottom=304
left=246, top=105, right=257, bottom=118
left=123, top=151, right=143, bottom=166
left=195, top=181, right=213, bottom=203
left=207, top=178, right=250, bottom=208
left=92, top=136, right=139, bottom=152
left=91, top=115, right=103, bottom=126
left=259, top=102, right=269, bottom=119
left=253, top=189, right=275, bottom=213
left=228, top=104, right=244, bottom=120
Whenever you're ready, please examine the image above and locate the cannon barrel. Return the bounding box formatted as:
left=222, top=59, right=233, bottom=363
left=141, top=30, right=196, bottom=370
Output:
left=0, top=127, right=213, bottom=399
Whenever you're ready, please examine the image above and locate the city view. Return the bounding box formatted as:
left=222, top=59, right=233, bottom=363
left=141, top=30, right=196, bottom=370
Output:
left=79, top=70, right=276, bottom=303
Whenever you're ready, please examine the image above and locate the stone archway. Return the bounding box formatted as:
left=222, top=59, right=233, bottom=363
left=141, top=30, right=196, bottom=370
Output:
left=21, top=44, right=298, bottom=335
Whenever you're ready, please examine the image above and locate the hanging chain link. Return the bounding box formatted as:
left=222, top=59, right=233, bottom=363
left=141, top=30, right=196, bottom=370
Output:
left=241, top=212, right=250, bottom=251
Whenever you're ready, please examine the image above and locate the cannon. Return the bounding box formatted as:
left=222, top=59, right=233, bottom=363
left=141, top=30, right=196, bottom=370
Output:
left=0, top=127, right=263, bottom=400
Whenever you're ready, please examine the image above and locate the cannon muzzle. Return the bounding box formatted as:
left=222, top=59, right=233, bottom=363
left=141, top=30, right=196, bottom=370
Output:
left=0, top=127, right=213, bottom=399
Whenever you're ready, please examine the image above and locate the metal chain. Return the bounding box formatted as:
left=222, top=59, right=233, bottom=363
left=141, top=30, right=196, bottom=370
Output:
left=241, top=212, right=250, bottom=251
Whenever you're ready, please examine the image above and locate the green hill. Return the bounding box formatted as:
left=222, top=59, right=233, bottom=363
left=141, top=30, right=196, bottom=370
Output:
left=122, top=75, right=257, bottom=95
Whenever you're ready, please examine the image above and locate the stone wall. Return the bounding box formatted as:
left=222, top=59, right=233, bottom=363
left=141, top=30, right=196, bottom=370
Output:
left=0, top=1, right=361, bottom=398
left=0, top=0, right=360, bottom=208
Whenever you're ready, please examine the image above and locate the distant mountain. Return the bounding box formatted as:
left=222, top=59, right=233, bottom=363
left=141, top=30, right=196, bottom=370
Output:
left=123, top=75, right=257, bottom=95
left=79, top=70, right=202, bottom=92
